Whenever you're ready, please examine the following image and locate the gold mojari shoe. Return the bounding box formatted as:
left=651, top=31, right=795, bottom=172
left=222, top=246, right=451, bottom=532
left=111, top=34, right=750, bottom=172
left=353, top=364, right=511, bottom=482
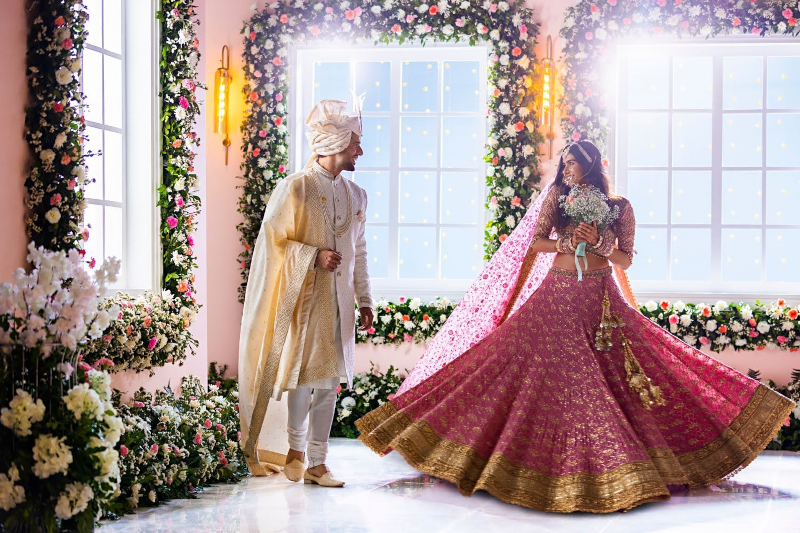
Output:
left=303, top=470, right=345, bottom=487
left=283, top=458, right=306, bottom=482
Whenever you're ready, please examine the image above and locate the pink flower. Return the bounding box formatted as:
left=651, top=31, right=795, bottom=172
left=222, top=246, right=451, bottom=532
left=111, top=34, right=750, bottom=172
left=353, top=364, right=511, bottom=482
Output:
left=133, top=401, right=145, bottom=408
left=236, top=431, right=242, bottom=441
left=148, top=337, right=158, bottom=350
left=512, top=47, right=522, bottom=57
left=424, top=25, right=432, bottom=33
left=623, top=17, right=632, bottom=25
left=479, top=26, right=489, bottom=34
left=404, top=333, right=413, bottom=342
left=406, top=14, right=415, bottom=23
left=88, top=257, right=96, bottom=269
left=681, top=20, right=689, bottom=29
left=143, top=316, right=152, bottom=327
left=590, top=4, right=599, bottom=13
left=399, top=296, right=406, bottom=303
left=429, top=5, right=438, bottom=15
left=732, top=17, right=741, bottom=27
left=783, top=8, right=793, bottom=19
left=490, top=3, right=498, bottom=13
left=585, top=31, right=594, bottom=40
left=175, top=197, right=185, bottom=207
left=216, top=423, right=224, bottom=431
left=61, top=154, right=71, bottom=165
left=253, top=70, right=262, bottom=78
left=120, top=445, right=128, bottom=457
left=182, top=79, right=196, bottom=92
left=571, top=131, right=581, bottom=141
left=150, top=443, right=158, bottom=454
left=388, top=333, right=396, bottom=339
left=249, top=31, right=256, bottom=41
left=657, top=0, right=666, bottom=6
left=790, top=18, right=797, bottom=27
left=784, top=417, right=791, bottom=427
left=171, top=8, right=180, bottom=17
left=490, top=196, right=498, bottom=206
left=252, top=148, right=261, bottom=157
left=749, top=330, right=759, bottom=338
left=67, top=178, right=76, bottom=190
left=203, top=419, right=212, bottom=429
left=166, top=216, right=178, bottom=229
left=778, top=336, right=788, bottom=344
left=258, top=130, right=267, bottom=138
left=608, top=0, right=617, bottom=5
left=274, top=116, right=283, bottom=126
left=194, top=432, right=202, bottom=445
left=669, top=314, right=679, bottom=325
left=275, top=93, right=283, bottom=102
left=280, top=14, right=289, bottom=23
left=335, top=385, right=342, bottom=394
left=272, top=57, right=282, bottom=66
left=54, top=15, right=65, bottom=26
left=81, top=228, right=90, bottom=242
left=367, top=327, right=376, bottom=334
left=345, top=10, right=355, bottom=20
left=519, top=24, right=527, bottom=34
left=325, top=6, right=333, bottom=13
left=187, top=235, right=194, bottom=246
left=179, top=96, right=189, bottom=109
left=61, top=38, right=73, bottom=50
left=50, top=193, right=62, bottom=206
left=675, top=0, right=682, bottom=5
left=455, top=19, right=465, bottom=27
left=699, top=337, right=709, bottom=345
left=511, top=197, right=521, bottom=207
left=172, top=139, right=183, bottom=148
left=391, top=24, right=401, bottom=33
left=354, top=7, right=362, bottom=16
left=94, top=357, right=114, bottom=369
left=279, top=165, right=286, bottom=173
left=752, top=27, right=760, bottom=34
left=499, top=234, right=508, bottom=243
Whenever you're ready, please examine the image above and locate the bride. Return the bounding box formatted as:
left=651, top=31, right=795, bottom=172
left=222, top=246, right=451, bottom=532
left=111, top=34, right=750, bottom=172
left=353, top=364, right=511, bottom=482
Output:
left=356, top=140, right=794, bottom=513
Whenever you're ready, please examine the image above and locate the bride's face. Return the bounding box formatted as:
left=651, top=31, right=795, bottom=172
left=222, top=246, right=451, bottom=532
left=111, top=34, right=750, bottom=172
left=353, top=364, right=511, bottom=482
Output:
left=562, top=153, right=585, bottom=186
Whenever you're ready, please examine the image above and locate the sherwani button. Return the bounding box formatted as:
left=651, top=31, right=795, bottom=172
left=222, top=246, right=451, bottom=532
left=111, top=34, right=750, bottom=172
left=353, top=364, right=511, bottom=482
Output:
left=337, top=272, right=341, bottom=277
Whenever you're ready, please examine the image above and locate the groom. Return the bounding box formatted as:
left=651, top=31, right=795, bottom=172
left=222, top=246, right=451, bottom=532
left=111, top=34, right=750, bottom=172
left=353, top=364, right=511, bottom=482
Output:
left=238, top=99, right=373, bottom=487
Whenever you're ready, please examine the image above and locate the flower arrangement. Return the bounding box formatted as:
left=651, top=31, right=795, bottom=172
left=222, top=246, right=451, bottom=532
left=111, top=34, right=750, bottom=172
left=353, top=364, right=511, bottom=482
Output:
left=560, top=0, right=800, bottom=153
left=83, top=290, right=198, bottom=374
left=107, top=375, right=246, bottom=517
left=769, top=369, right=800, bottom=451
left=356, top=296, right=457, bottom=346
left=237, top=0, right=543, bottom=302
left=157, top=0, right=203, bottom=312
left=558, top=184, right=619, bottom=227
left=24, top=0, right=95, bottom=251
left=332, top=363, right=404, bottom=439
left=639, top=299, right=800, bottom=353
left=0, top=244, right=123, bottom=532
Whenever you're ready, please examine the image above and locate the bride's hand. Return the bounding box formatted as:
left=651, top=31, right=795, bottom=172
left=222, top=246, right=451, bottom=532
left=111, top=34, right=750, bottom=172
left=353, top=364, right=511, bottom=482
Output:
left=575, top=222, right=599, bottom=246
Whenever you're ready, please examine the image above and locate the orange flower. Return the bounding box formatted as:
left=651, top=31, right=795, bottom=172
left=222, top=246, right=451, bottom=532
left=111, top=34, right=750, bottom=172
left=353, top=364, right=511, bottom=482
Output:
left=718, top=325, right=727, bottom=334
left=177, top=280, right=189, bottom=293
left=778, top=299, right=786, bottom=307
left=660, top=300, right=670, bottom=310
left=402, top=315, right=410, bottom=321
left=788, top=309, right=798, bottom=320
left=422, top=314, right=429, bottom=321
left=749, top=318, right=757, bottom=327
left=701, top=307, right=711, bottom=317
left=143, top=316, right=152, bottom=327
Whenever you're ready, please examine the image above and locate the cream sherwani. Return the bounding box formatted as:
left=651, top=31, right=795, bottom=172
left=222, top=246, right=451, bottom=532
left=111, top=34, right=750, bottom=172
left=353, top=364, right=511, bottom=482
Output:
left=238, top=161, right=372, bottom=474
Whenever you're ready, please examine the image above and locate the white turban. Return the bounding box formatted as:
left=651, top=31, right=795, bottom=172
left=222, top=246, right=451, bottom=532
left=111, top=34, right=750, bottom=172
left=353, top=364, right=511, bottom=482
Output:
left=304, top=98, right=363, bottom=166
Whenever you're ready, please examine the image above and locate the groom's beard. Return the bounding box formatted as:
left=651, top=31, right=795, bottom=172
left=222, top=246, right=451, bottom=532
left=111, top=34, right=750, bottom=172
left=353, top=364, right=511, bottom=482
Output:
left=343, top=161, right=356, bottom=172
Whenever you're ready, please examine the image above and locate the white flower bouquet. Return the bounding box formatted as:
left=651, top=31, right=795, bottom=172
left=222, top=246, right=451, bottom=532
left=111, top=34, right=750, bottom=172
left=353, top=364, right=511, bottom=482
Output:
left=558, top=184, right=619, bottom=280
left=0, top=243, right=123, bottom=532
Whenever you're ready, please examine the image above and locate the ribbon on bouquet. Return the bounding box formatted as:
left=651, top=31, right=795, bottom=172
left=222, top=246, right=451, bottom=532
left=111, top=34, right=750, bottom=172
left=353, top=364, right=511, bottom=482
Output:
left=574, top=241, right=589, bottom=282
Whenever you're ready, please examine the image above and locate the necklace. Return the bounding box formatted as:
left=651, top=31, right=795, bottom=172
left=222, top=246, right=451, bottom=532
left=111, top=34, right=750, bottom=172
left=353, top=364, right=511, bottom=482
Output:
left=312, top=167, right=353, bottom=237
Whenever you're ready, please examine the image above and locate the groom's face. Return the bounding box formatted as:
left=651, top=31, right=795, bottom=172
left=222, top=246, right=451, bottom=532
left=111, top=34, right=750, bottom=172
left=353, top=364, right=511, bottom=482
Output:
left=339, top=133, right=363, bottom=172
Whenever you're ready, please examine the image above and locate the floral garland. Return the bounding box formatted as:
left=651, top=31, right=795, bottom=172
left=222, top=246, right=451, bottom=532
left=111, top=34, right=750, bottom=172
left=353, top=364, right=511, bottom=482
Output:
left=332, top=363, right=403, bottom=438
left=355, top=296, right=800, bottom=354
left=24, top=0, right=93, bottom=252
left=236, top=0, right=543, bottom=302
left=559, top=0, right=800, bottom=152
left=106, top=375, right=246, bottom=517
left=157, top=0, right=203, bottom=312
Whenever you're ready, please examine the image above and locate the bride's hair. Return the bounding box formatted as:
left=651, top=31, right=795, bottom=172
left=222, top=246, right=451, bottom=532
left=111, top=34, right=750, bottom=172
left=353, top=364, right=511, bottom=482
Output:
left=553, top=140, right=618, bottom=231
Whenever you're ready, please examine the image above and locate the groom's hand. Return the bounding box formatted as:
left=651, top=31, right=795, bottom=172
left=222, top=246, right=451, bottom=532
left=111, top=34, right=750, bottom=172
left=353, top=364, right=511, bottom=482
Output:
left=315, top=249, right=342, bottom=272
left=358, top=307, right=374, bottom=330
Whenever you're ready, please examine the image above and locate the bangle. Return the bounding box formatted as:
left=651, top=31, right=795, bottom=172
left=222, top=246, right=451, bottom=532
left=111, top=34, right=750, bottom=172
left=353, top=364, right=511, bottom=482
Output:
left=556, top=235, right=575, bottom=254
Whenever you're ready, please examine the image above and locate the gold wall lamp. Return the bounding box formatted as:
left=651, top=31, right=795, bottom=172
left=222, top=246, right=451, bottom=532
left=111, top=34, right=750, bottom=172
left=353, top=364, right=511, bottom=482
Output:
left=540, top=35, right=556, bottom=159
left=214, top=45, right=232, bottom=164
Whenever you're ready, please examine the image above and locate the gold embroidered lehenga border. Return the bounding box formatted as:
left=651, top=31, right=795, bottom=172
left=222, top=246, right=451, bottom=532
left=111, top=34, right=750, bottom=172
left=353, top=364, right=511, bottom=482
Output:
left=356, top=385, right=794, bottom=513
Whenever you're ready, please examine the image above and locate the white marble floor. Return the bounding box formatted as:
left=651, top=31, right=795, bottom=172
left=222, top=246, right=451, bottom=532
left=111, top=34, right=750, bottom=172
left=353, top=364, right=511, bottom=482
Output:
left=101, top=440, right=800, bottom=533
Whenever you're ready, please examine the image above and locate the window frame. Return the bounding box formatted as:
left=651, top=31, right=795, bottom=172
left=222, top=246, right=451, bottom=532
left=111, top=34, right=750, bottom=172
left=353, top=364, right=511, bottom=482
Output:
left=290, top=43, right=490, bottom=301
left=612, top=38, right=800, bottom=302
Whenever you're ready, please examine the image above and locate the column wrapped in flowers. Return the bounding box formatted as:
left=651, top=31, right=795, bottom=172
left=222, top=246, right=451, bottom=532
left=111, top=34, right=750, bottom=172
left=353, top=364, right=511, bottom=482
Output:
left=0, top=244, right=122, bottom=532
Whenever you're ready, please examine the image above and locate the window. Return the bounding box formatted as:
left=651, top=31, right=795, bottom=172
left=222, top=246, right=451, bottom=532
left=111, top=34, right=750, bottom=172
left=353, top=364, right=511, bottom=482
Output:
left=81, top=0, right=158, bottom=292
left=615, top=42, right=800, bottom=299
left=292, top=45, right=488, bottom=300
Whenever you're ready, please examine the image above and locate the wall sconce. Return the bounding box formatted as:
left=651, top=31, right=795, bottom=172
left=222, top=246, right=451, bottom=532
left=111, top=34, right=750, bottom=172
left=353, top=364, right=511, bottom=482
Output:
left=214, top=45, right=232, bottom=165
left=540, top=35, right=556, bottom=159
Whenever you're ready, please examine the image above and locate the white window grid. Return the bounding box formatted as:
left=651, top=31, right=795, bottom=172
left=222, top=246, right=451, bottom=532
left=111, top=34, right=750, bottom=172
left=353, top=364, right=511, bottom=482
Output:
left=291, top=44, right=489, bottom=300
left=614, top=41, right=800, bottom=301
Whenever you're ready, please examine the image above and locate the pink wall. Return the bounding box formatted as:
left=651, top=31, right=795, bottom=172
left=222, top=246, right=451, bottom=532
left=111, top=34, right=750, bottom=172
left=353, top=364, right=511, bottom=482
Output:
left=0, top=0, right=32, bottom=282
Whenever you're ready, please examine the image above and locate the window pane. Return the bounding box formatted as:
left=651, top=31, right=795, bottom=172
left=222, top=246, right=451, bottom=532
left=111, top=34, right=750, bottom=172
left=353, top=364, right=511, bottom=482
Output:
left=627, top=171, right=667, bottom=225
left=104, top=130, right=123, bottom=202
left=398, top=227, right=436, bottom=279
left=629, top=228, right=667, bottom=281
left=766, top=171, right=800, bottom=225
left=84, top=0, right=102, bottom=48
left=400, top=117, right=438, bottom=167
left=105, top=205, right=123, bottom=261
left=767, top=56, right=800, bottom=109
left=402, top=61, right=438, bottom=113
left=441, top=173, right=483, bottom=225
left=103, top=0, right=122, bottom=54
left=83, top=203, right=104, bottom=263
left=722, top=171, right=762, bottom=225
left=671, top=228, right=710, bottom=281
left=104, top=55, right=123, bottom=128
left=443, top=61, right=480, bottom=112
left=673, top=56, right=712, bottom=109
left=82, top=48, right=103, bottom=124
left=723, top=56, right=763, bottom=110
left=722, top=113, right=762, bottom=167
left=442, top=117, right=482, bottom=169
left=721, top=228, right=762, bottom=283
left=628, top=56, right=668, bottom=109
left=399, top=171, right=436, bottom=224
left=356, top=61, right=390, bottom=112
left=313, top=62, right=350, bottom=103
left=441, top=227, right=483, bottom=279
left=353, top=171, right=389, bottom=223
left=672, top=171, right=711, bottom=224
left=672, top=113, right=712, bottom=167
left=628, top=113, right=668, bottom=167
left=766, top=113, right=800, bottom=167
left=365, top=226, right=389, bottom=279
left=766, top=229, right=800, bottom=283
left=83, top=126, right=103, bottom=200
left=359, top=117, right=389, bottom=168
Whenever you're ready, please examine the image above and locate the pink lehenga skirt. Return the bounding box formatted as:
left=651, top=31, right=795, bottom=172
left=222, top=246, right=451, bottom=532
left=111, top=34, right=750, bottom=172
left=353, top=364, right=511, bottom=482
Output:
left=356, top=267, right=795, bottom=513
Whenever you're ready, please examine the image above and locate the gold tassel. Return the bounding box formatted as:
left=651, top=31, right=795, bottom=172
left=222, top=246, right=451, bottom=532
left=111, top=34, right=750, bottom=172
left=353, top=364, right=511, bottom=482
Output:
left=594, top=290, right=624, bottom=351
left=620, top=333, right=666, bottom=410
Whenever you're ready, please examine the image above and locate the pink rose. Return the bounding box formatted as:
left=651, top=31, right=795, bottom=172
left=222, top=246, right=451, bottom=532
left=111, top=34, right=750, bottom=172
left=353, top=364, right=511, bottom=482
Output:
left=143, top=316, right=152, bottom=327
left=172, top=139, right=183, bottom=148
left=179, top=96, right=189, bottom=109
left=490, top=196, right=498, bottom=206
left=345, top=10, right=355, bottom=20
left=258, top=129, right=267, bottom=138
left=499, top=234, right=507, bottom=243
left=511, top=197, right=521, bottom=206
left=61, top=38, right=74, bottom=50
left=272, top=57, right=282, bottom=66
left=50, top=193, right=62, bottom=206
left=194, top=432, right=202, bottom=445
left=681, top=20, right=689, bottom=29
left=424, top=25, right=432, bottom=33
left=216, top=423, right=224, bottom=431
left=274, top=116, right=283, bottom=126
left=490, top=3, right=498, bottom=12
left=252, top=148, right=261, bottom=157
left=699, top=337, right=709, bottom=345
left=571, top=131, right=581, bottom=141
left=236, top=431, right=242, bottom=441
left=275, top=93, right=283, bottom=102
left=279, top=165, right=286, bottom=173
left=590, top=4, right=599, bottom=13
left=175, top=197, right=185, bottom=207
left=253, top=70, right=262, bottom=78
left=608, top=0, right=617, bottom=5
left=182, top=79, right=196, bottom=91
left=279, top=14, right=289, bottom=23
left=367, top=327, right=376, bottom=334
left=732, top=17, right=741, bottom=27
left=404, top=333, right=413, bottom=342
left=751, top=27, right=760, bottom=34
left=623, top=17, right=632, bottom=25
left=325, top=6, right=333, bottom=13
left=585, top=31, right=594, bottom=40
left=134, top=401, right=145, bottom=408
left=783, top=8, right=793, bottom=19
left=778, top=336, right=788, bottom=344
left=669, top=314, right=679, bottom=325
left=519, top=24, right=527, bottom=34
left=406, top=14, right=415, bottom=23
left=187, top=235, right=194, bottom=246
left=81, top=227, right=90, bottom=242
left=148, top=337, right=158, bottom=350
left=150, top=443, right=158, bottom=454
left=391, top=24, right=401, bottom=33
left=399, top=296, right=406, bottom=303
left=749, top=330, right=759, bottom=338
left=354, top=7, right=362, bottom=16
left=203, top=419, right=212, bottom=429
left=120, top=445, right=128, bottom=457
left=67, top=178, right=76, bottom=190
left=455, top=19, right=465, bottom=27
left=167, top=216, right=178, bottom=229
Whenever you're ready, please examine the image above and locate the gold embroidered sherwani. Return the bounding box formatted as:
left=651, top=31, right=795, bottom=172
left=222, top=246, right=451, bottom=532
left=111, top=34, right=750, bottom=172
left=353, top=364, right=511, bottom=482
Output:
left=239, top=162, right=372, bottom=474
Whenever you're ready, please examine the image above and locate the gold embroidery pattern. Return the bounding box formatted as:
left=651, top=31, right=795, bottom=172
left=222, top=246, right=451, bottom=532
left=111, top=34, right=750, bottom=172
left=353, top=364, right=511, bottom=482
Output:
left=357, top=384, right=793, bottom=513
left=550, top=265, right=612, bottom=279
left=499, top=251, right=539, bottom=324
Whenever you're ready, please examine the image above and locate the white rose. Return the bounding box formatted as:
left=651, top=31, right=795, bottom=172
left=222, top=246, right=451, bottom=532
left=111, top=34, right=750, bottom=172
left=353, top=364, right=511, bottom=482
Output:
left=731, top=321, right=744, bottom=333
left=39, top=149, right=55, bottom=164
left=490, top=30, right=500, bottom=41
left=713, top=300, right=728, bottom=313
left=680, top=314, right=692, bottom=327
left=32, top=434, right=73, bottom=479
left=756, top=321, right=770, bottom=334
left=55, top=67, right=73, bottom=85
left=45, top=208, right=61, bottom=224
left=673, top=301, right=686, bottom=313
left=54, top=482, right=93, bottom=520
left=505, top=215, right=516, bottom=229
left=498, top=102, right=511, bottom=114
left=501, top=186, right=514, bottom=197
left=705, top=320, right=717, bottom=332
left=644, top=300, right=658, bottom=312
left=683, top=335, right=697, bottom=345
left=409, top=298, right=421, bottom=310
left=69, top=58, right=81, bottom=72
left=341, top=396, right=356, bottom=408
left=741, top=305, right=753, bottom=320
